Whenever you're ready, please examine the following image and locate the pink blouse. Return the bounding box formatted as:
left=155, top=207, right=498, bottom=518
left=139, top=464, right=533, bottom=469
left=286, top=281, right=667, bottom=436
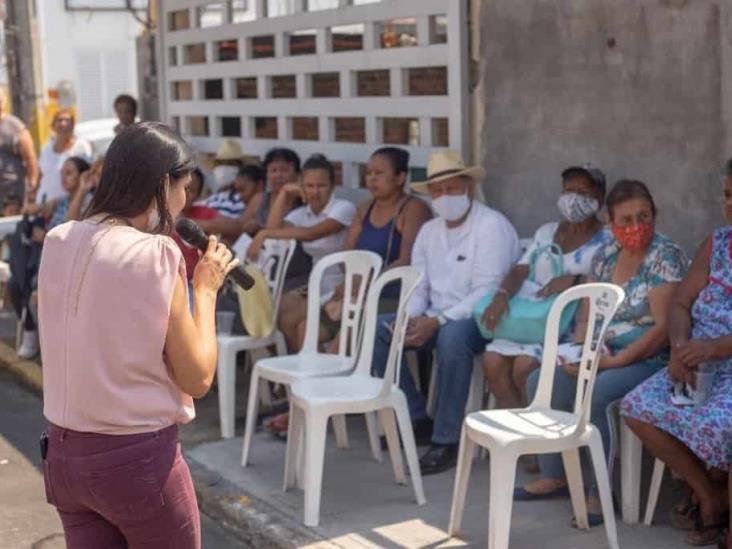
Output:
left=39, top=219, right=195, bottom=435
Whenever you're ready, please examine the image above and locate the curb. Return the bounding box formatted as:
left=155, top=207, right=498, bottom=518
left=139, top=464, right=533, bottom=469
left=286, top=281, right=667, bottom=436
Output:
left=0, top=340, right=332, bottom=548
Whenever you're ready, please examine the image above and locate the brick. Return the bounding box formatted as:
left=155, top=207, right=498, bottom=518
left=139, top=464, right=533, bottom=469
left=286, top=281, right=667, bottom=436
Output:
left=184, top=43, right=206, bottom=64
left=334, top=117, right=365, bottom=143
left=172, top=81, right=193, bottom=101
left=292, top=117, right=319, bottom=140
left=311, top=73, right=340, bottom=98
left=332, top=27, right=363, bottom=52
left=407, top=67, right=448, bottom=96
left=235, top=77, right=258, bottom=99
left=271, top=75, right=296, bottom=98
left=356, top=70, right=389, bottom=97
left=383, top=118, right=419, bottom=145
left=251, top=35, right=275, bottom=59
left=289, top=32, right=317, bottom=55
left=254, top=117, right=278, bottom=139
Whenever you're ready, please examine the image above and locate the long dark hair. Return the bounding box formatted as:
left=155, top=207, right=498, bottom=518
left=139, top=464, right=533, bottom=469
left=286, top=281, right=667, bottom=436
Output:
left=86, top=122, right=194, bottom=233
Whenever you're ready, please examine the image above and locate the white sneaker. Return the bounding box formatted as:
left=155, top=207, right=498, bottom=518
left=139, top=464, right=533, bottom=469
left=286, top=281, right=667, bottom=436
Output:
left=17, top=330, right=39, bottom=359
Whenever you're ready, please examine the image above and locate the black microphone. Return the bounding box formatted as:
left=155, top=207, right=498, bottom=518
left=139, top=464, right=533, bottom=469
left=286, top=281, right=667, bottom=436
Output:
left=175, top=217, right=255, bottom=290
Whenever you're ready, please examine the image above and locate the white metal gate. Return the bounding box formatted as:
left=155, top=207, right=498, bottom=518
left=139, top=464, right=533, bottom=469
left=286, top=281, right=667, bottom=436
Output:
left=157, top=0, right=469, bottom=186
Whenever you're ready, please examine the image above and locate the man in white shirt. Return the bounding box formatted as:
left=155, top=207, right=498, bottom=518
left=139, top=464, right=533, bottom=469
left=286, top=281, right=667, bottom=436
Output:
left=371, top=150, right=520, bottom=475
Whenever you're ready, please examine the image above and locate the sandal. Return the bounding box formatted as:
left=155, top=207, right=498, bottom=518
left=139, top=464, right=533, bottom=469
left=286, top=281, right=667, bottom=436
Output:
left=687, top=512, right=729, bottom=546
left=672, top=502, right=700, bottom=531
left=263, top=413, right=289, bottom=441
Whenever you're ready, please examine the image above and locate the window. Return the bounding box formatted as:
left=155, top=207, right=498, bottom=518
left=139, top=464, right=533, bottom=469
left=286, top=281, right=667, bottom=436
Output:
left=311, top=73, right=339, bottom=98
left=197, top=3, right=224, bottom=28
left=331, top=24, right=363, bottom=52
left=231, top=0, right=255, bottom=23
left=379, top=18, right=418, bottom=49
left=307, top=0, right=338, bottom=11
left=203, top=79, right=224, bottom=100
left=168, top=46, right=178, bottom=66
left=334, top=117, right=365, bottom=143
left=250, top=35, right=275, bottom=59
left=382, top=118, right=420, bottom=145
left=407, top=66, right=447, bottom=95
left=187, top=116, right=209, bottom=136
left=331, top=161, right=343, bottom=186
left=220, top=117, right=242, bottom=137
left=356, top=69, right=389, bottom=96
left=215, top=39, right=238, bottom=61
left=266, top=0, right=294, bottom=17
left=430, top=15, right=448, bottom=44
left=234, top=77, right=258, bottom=99
left=289, top=29, right=316, bottom=56
left=254, top=117, right=278, bottom=139
left=270, top=75, right=296, bottom=98
left=183, top=43, right=206, bottom=64
left=291, top=117, right=319, bottom=140
left=432, top=118, right=449, bottom=147
left=171, top=81, right=193, bottom=101
left=168, top=9, right=190, bottom=31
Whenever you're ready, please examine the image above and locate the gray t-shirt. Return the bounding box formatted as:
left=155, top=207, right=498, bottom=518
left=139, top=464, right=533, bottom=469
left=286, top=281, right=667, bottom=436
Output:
left=0, top=114, right=27, bottom=203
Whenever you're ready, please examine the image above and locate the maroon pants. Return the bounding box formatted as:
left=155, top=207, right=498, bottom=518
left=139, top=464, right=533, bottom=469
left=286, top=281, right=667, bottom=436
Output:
left=43, top=423, right=200, bottom=549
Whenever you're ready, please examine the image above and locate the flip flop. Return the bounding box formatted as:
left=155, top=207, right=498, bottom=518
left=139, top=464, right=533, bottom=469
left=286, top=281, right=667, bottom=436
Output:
left=514, top=485, right=570, bottom=501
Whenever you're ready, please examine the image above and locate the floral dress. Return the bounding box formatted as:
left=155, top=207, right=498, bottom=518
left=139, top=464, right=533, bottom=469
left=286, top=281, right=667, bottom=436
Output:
left=484, top=222, right=610, bottom=360
left=621, top=227, right=732, bottom=470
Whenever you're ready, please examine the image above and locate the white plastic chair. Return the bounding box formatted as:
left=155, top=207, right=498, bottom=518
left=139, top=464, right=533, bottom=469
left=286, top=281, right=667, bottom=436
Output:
left=619, top=419, right=666, bottom=525
left=448, top=283, right=625, bottom=549
left=241, top=250, right=383, bottom=467
left=287, top=266, right=426, bottom=527
left=216, top=238, right=296, bottom=439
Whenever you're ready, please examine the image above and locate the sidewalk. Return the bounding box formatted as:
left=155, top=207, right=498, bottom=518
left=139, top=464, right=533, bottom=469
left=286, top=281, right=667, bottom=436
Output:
left=0, top=337, right=696, bottom=549
left=188, top=415, right=691, bottom=549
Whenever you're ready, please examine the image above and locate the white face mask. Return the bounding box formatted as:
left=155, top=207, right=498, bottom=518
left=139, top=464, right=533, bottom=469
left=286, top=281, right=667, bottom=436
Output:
left=557, top=192, right=599, bottom=223
left=213, top=165, right=239, bottom=191
left=432, top=194, right=471, bottom=222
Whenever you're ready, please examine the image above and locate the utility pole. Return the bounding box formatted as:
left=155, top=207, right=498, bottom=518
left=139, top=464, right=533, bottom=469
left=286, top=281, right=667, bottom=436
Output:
left=4, top=0, right=45, bottom=149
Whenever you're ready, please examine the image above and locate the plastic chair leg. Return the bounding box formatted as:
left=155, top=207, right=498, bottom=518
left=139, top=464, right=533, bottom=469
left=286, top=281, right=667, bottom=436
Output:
left=257, top=374, right=273, bottom=412
left=487, top=453, right=517, bottom=549
left=562, top=448, right=589, bottom=529
left=393, top=396, right=426, bottom=505
left=426, top=359, right=438, bottom=418
left=241, top=368, right=261, bottom=466
left=217, top=346, right=237, bottom=439
left=284, top=402, right=303, bottom=491
left=620, top=420, right=642, bottom=524
left=274, top=330, right=287, bottom=356
left=303, top=410, right=329, bottom=527
left=465, top=358, right=484, bottom=414
left=379, top=407, right=405, bottom=484
left=332, top=414, right=349, bottom=449
left=365, top=412, right=382, bottom=463
left=448, top=426, right=476, bottom=537
left=588, top=433, right=620, bottom=549
left=644, top=458, right=666, bottom=526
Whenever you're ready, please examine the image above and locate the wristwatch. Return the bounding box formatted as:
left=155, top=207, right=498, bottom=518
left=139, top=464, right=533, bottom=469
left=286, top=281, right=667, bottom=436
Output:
left=436, top=312, right=448, bottom=326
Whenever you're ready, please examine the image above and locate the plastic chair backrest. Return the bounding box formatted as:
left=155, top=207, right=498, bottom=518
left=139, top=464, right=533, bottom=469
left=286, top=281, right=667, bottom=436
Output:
left=530, top=283, right=625, bottom=434
left=350, top=266, right=422, bottom=395
left=258, top=238, right=297, bottom=326
left=300, top=250, right=383, bottom=357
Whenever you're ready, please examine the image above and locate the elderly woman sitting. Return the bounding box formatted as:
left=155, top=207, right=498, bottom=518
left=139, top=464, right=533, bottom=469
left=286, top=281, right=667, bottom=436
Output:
left=622, top=163, right=732, bottom=546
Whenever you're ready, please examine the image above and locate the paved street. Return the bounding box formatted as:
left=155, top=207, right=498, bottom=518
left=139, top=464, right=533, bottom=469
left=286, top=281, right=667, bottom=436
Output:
left=0, top=369, right=249, bottom=549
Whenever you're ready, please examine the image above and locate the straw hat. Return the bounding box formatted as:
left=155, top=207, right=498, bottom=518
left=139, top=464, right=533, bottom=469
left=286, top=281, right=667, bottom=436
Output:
left=411, top=150, right=486, bottom=194
left=215, top=138, right=243, bottom=162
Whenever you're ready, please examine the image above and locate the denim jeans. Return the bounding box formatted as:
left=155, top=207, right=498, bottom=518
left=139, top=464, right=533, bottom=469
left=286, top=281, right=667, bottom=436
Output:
left=371, top=313, right=487, bottom=445
left=526, top=360, right=663, bottom=492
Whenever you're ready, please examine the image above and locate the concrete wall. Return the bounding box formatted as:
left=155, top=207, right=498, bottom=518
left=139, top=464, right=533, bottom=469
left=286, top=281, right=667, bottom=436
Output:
left=479, top=0, right=732, bottom=252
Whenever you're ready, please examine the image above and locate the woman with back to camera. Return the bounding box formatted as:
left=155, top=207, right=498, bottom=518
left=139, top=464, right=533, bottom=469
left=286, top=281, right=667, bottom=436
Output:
left=38, top=122, right=238, bottom=548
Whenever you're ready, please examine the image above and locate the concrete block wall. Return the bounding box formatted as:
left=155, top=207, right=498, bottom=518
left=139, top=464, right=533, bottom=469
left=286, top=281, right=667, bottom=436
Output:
left=479, top=0, right=732, bottom=252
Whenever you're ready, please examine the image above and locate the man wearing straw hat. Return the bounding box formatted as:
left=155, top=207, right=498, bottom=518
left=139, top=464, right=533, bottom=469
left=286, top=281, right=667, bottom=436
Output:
left=202, top=138, right=245, bottom=218
left=372, top=150, right=520, bottom=475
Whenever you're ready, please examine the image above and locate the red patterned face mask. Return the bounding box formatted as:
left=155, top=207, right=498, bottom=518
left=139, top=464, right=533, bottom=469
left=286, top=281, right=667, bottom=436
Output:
left=611, top=222, right=654, bottom=251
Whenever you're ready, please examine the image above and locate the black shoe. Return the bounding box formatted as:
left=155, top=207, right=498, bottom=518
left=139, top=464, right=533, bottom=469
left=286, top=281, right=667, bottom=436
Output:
left=419, top=443, right=458, bottom=475
left=379, top=417, right=433, bottom=450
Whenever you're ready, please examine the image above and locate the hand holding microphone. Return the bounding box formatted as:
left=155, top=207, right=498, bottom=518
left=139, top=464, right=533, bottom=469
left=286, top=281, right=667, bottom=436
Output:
left=176, top=218, right=255, bottom=291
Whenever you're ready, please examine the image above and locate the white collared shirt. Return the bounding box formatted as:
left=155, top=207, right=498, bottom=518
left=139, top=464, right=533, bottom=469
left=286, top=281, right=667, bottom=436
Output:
left=408, top=201, right=520, bottom=320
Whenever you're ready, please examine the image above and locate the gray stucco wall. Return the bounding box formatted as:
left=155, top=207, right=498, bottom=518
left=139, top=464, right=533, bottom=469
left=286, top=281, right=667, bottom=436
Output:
left=479, top=0, right=732, bottom=252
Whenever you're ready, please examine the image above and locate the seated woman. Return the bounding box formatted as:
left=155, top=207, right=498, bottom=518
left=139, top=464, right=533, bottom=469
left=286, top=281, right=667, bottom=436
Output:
left=246, top=154, right=356, bottom=351
left=516, top=180, right=687, bottom=526
left=482, top=164, right=609, bottom=410
left=11, top=156, right=93, bottom=358
left=622, top=168, right=732, bottom=546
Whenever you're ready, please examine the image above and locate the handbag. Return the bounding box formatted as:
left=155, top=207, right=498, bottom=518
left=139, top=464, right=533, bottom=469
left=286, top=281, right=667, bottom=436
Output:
left=473, top=243, right=579, bottom=344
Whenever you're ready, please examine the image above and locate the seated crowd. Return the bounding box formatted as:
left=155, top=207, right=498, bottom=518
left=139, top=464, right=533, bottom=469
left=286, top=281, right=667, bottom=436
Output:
left=17, top=124, right=732, bottom=546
